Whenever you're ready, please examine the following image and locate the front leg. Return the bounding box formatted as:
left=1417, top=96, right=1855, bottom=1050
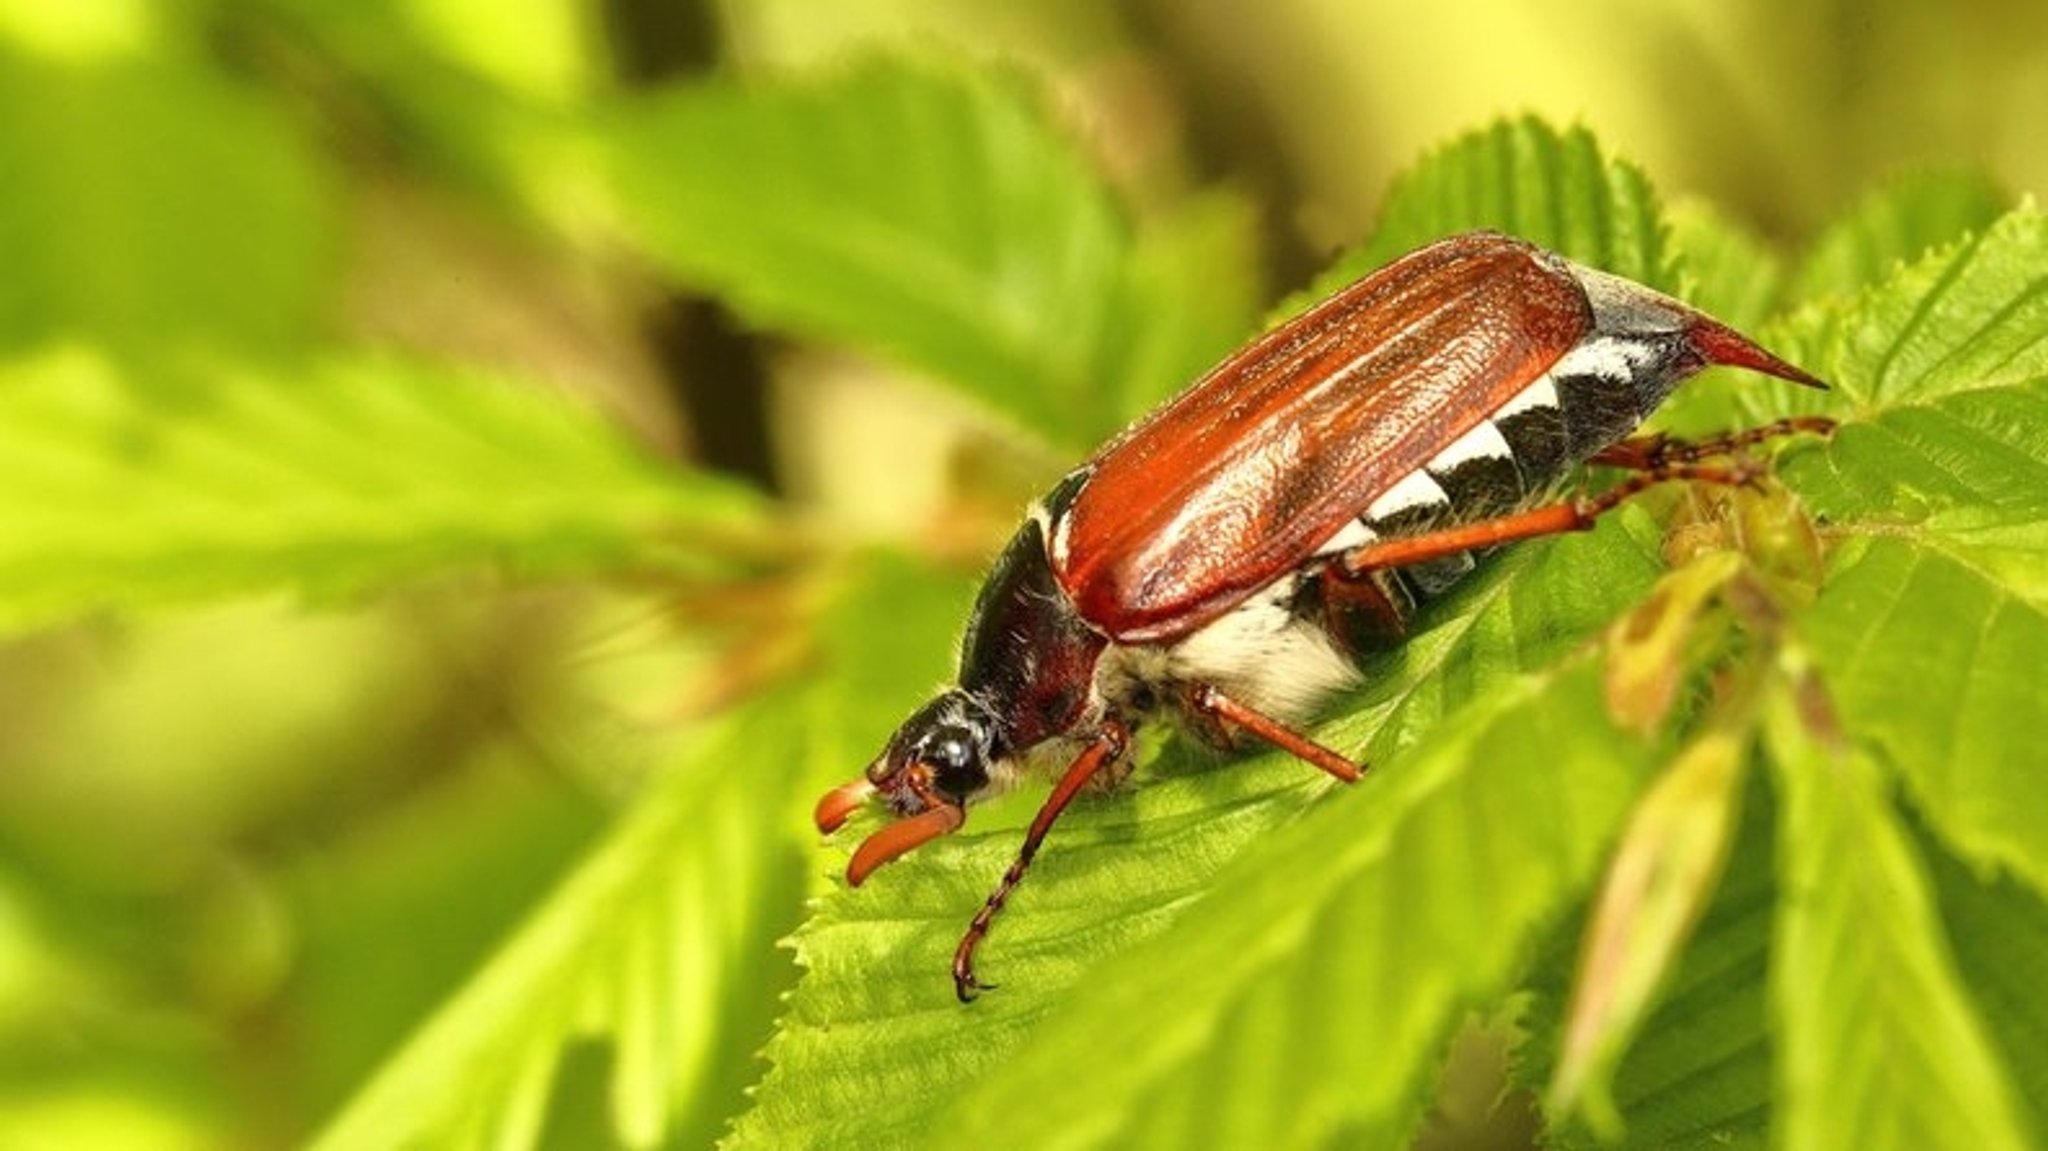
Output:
left=954, top=720, right=1131, bottom=1002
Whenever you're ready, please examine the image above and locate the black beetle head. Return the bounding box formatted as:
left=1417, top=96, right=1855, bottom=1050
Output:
left=871, top=690, right=1002, bottom=812
left=813, top=690, right=1010, bottom=887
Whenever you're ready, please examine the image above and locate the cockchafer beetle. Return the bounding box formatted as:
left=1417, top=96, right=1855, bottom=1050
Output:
left=814, top=231, right=1829, bottom=1001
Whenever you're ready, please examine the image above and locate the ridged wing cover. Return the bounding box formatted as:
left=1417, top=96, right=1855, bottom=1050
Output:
left=1053, top=233, right=1590, bottom=643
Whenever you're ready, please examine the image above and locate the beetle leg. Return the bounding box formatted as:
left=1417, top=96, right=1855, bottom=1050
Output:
left=1342, top=416, right=1836, bottom=579
left=954, top=720, right=1131, bottom=1003
left=1338, top=463, right=1754, bottom=574
left=1590, top=416, right=1838, bottom=472
left=1191, top=685, right=1363, bottom=783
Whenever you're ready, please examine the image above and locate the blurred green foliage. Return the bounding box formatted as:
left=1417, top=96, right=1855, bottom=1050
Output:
left=1, top=3, right=2046, bottom=1150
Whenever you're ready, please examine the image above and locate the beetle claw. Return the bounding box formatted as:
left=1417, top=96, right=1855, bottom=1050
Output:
left=953, top=966, right=995, bottom=1003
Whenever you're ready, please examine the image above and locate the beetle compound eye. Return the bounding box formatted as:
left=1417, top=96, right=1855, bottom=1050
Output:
left=923, top=728, right=987, bottom=801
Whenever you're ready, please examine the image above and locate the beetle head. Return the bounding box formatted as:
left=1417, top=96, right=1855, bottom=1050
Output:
left=813, top=690, right=1006, bottom=885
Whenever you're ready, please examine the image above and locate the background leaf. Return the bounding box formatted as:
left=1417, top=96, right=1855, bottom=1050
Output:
left=1291, top=117, right=1669, bottom=310
left=0, top=37, right=332, bottom=358
left=1765, top=668, right=2033, bottom=1151
left=1777, top=208, right=2048, bottom=895
left=311, top=552, right=971, bottom=1150
left=609, top=61, right=1262, bottom=449
left=309, top=700, right=810, bottom=1151
left=0, top=350, right=764, bottom=636
left=1665, top=200, right=1785, bottom=334
left=1791, top=169, right=2010, bottom=303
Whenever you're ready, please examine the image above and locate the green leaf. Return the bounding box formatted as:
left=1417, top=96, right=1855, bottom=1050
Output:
left=1104, top=191, right=1266, bottom=418
left=1792, top=168, right=2009, bottom=303
left=735, top=517, right=1667, bottom=1150
left=1791, top=207, right=2048, bottom=411
left=1800, top=541, right=2048, bottom=895
left=310, top=700, right=810, bottom=1151
left=224, top=0, right=600, bottom=225
left=0, top=349, right=764, bottom=636
left=1548, top=729, right=1749, bottom=1133
left=610, top=61, right=1260, bottom=448
left=1666, top=199, right=1786, bottom=335
left=941, top=663, right=1647, bottom=1150
left=1765, top=660, right=2033, bottom=1151
left=1291, top=117, right=1668, bottom=313
left=1776, top=384, right=2048, bottom=578
left=1925, top=830, right=2048, bottom=1140
left=1775, top=207, right=2048, bottom=894
left=0, top=41, right=332, bottom=357
left=313, top=552, right=970, bottom=1151
left=1520, top=773, right=1778, bottom=1151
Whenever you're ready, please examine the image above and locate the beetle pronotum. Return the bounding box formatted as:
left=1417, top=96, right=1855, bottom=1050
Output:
left=813, top=231, right=1829, bottom=1001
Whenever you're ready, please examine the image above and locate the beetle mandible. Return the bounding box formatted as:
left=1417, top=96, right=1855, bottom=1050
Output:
left=813, top=231, right=1828, bottom=1001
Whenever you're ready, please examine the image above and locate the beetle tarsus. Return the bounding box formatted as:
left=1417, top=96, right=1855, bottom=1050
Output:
left=948, top=723, right=1131, bottom=1002
left=952, top=938, right=995, bottom=1003
left=1592, top=417, right=1837, bottom=471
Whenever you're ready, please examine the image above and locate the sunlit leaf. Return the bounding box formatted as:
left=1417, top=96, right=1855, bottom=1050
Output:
left=1776, top=208, right=2048, bottom=893
left=0, top=42, right=331, bottom=357
left=1800, top=541, right=2048, bottom=894
left=1792, top=168, right=2009, bottom=303
left=1790, top=207, right=2048, bottom=411
left=0, top=349, right=765, bottom=636
left=1550, top=729, right=1749, bottom=1132
left=312, top=552, right=970, bottom=1151
left=1291, top=117, right=1668, bottom=312
left=1765, top=658, right=2032, bottom=1151
left=398, top=0, right=595, bottom=100
left=610, top=60, right=1260, bottom=449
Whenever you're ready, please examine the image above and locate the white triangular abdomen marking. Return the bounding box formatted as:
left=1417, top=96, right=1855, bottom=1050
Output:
left=1549, top=337, right=1655, bottom=384
left=1365, top=468, right=1450, bottom=521
left=1313, top=517, right=1378, bottom=556
left=1495, top=373, right=1560, bottom=420
left=1426, top=419, right=1514, bottom=474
